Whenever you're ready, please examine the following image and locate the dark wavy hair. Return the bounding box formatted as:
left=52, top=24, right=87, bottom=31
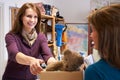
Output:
left=88, top=4, right=120, bottom=68
left=10, top=3, right=41, bottom=34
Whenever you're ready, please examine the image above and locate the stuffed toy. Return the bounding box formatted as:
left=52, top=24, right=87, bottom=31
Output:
left=46, top=49, right=84, bottom=71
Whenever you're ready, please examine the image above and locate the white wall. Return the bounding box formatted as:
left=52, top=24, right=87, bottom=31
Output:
left=0, top=3, right=7, bottom=80
left=52, top=0, right=91, bottom=23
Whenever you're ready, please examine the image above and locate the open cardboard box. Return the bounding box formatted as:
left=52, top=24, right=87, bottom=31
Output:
left=39, top=70, right=83, bottom=80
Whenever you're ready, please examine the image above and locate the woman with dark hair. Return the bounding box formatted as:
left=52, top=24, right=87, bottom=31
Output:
left=85, top=4, right=120, bottom=80
left=2, top=3, right=56, bottom=80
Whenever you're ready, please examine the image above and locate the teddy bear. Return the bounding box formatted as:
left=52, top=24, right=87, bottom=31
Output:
left=46, top=49, right=84, bottom=71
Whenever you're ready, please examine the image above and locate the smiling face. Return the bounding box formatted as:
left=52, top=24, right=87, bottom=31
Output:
left=22, top=8, right=38, bottom=33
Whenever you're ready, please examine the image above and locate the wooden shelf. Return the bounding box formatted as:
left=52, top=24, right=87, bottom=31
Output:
left=41, top=15, right=54, bottom=19
left=48, top=43, right=53, bottom=47
left=41, top=15, right=57, bottom=58
left=55, top=17, right=64, bottom=21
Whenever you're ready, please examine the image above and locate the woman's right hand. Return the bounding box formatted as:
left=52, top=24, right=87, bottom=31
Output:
left=29, top=58, right=44, bottom=75
left=15, top=52, right=45, bottom=75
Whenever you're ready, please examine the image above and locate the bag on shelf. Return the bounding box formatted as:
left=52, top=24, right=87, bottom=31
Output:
left=35, top=2, right=46, bottom=15
left=51, top=6, right=63, bottom=18
left=43, top=4, right=52, bottom=15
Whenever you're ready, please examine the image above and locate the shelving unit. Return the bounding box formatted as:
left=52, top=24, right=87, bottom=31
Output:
left=41, top=15, right=57, bottom=58
left=41, top=15, right=67, bottom=58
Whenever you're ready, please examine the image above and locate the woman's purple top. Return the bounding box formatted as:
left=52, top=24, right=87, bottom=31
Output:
left=2, top=32, right=53, bottom=80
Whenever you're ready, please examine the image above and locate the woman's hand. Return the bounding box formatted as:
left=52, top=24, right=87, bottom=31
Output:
left=29, top=58, right=44, bottom=75
left=15, top=52, right=45, bottom=75
left=47, top=57, right=57, bottom=65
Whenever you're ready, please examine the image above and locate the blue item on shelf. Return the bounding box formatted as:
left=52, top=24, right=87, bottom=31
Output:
left=55, top=24, right=64, bottom=47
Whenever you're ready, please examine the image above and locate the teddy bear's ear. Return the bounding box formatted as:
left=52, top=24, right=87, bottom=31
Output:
left=78, top=56, right=84, bottom=64
left=63, top=49, right=72, bottom=56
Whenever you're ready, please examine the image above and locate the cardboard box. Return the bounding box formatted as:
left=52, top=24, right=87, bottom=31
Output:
left=39, top=70, right=83, bottom=80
